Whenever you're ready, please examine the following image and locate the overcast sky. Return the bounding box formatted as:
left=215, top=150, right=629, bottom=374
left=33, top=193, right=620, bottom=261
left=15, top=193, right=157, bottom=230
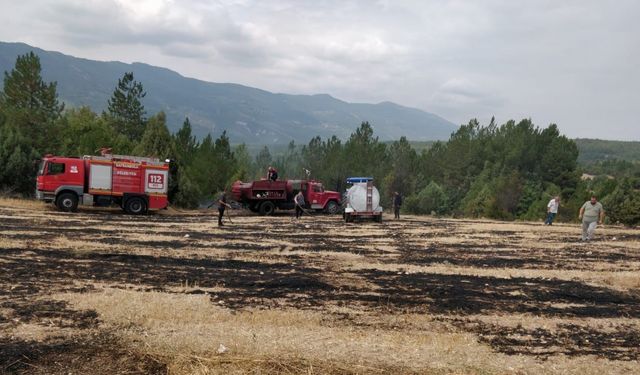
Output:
left=1, top=0, right=638, bottom=140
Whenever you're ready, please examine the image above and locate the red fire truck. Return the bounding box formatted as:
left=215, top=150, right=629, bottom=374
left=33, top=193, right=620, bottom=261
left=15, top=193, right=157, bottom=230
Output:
left=231, top=179, right=341, bottom=215
left=36, top=151, right=169, bottom=214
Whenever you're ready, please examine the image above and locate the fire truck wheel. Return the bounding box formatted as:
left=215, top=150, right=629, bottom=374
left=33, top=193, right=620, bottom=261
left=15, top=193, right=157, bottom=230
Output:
left=125, top=197, right=147, bottom=215
left=56, top=193, right=78, bottom=212
left=325, top=201, right=339, bottom=214
left=258, top=201, right=275, bottom=216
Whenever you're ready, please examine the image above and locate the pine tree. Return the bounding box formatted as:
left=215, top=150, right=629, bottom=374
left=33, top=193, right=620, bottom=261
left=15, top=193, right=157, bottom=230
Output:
left=174, top=117, right=198, bottom=163
left=169, top=117, right=199, bottom=206
left=383, top=136, right=418, bottom=198
left=106, top=72, right=147, bottom=141
left=0, top=51, right=64, bottom=151
left=602, top=178, right=640, bottom=226
left=172, top=168, right=202, bottom=208
left=405, top=181, right=449, bottom=215
left=58, top=107, right=117, bottom=156
left=255, top=146, right=272, bottom=178
left=0, top=124, right=39, bottom=194
left=134, top=112, right=173, bottom=158
left=230, top=144, right=252, bottom=182
left=343, top=122, right=387, bottom=191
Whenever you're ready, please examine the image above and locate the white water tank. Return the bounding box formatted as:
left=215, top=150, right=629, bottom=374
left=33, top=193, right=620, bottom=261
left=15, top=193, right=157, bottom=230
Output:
left=346, top=183, right=380, bottom=212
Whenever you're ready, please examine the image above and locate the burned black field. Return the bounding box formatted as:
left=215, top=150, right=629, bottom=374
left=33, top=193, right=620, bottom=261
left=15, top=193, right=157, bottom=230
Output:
left=1, top=200, right=640, bottom=374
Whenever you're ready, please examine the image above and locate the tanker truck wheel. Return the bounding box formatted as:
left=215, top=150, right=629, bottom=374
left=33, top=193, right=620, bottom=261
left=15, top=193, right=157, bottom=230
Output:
left=259, top=201, right=275, bottom=216
left=125, top=197, right=147, bottom=215
left=56, top=192, right=78, bottom=212
left=325, top=200, right=340, bottom=215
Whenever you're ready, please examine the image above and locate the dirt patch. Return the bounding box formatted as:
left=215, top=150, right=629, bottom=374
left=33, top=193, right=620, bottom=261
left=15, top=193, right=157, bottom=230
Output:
left=0, top=248, right=334, bottom=308
left=446, top=317, right=640, bottom=360
left=360, top=270, right=640, bottom=318
left=1, top=334, right=167, bottom=374
left=1, top=299, right=99, bottom=329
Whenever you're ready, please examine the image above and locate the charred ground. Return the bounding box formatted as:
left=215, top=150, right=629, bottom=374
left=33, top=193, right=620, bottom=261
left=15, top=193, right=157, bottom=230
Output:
left=1, top=201, right=639, bottom=374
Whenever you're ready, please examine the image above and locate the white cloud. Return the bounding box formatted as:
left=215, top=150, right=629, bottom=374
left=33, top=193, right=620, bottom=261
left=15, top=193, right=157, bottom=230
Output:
left=0, top=0, right=638, bottom=139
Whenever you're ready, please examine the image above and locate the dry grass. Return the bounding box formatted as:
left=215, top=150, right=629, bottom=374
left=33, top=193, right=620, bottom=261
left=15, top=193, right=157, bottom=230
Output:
left=2, top=198, right=640, bottom=374
left=56, top=288, right=639, bottom=375
left=0, top=196, right=50, bottom=210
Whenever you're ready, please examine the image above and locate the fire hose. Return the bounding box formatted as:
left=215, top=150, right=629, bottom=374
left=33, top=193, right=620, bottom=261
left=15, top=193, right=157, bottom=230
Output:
left=206, top=201, right=234, bottom=224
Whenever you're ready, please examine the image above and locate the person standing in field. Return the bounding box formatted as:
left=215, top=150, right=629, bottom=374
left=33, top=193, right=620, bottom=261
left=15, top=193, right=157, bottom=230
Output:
left=217, top=189, right=232, bottom=226
left=294, top=190, right=305, bottom=219
left=393, top=191, right=402, bottom=219
left=545, top=196, right=560, bottom=225
left=578, top=195, right=605, bottom=241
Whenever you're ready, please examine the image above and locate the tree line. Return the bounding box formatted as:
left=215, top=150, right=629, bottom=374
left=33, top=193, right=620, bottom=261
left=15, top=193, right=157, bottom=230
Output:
left=576, top=138, right=640, bottom=164
left=1, top=52, right=639, bottom=225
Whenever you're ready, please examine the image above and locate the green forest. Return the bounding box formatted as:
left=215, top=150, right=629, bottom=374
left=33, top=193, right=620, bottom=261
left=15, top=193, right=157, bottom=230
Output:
left=576, top=138, right=640, bottom=164
left=1, top=52, right=639, bottom=225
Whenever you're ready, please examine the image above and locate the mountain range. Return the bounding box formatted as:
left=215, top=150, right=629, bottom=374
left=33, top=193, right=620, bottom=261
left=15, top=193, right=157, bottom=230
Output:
left=0, top=41, right=456, bottom=144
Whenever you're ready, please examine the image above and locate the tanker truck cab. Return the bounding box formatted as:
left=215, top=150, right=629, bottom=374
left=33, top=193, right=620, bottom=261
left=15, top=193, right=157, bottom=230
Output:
left=343, top=177, right=383, bottom=223
left=305, top=181, right=341, bottom=214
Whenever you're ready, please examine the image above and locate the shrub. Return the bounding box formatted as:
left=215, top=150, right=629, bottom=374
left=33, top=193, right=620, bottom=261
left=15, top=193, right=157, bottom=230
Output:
left=404, top=182, right=449, bottom=215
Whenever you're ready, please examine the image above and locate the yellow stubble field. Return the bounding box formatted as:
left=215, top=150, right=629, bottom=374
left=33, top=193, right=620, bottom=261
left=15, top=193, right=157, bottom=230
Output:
left=0, top=197, right=639, bottom=374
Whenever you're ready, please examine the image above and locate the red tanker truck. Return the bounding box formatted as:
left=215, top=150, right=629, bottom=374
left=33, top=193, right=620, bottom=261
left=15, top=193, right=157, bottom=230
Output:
left=231, top=179, right=341, bottom=215
left=36, top=151, right=169, bottom=214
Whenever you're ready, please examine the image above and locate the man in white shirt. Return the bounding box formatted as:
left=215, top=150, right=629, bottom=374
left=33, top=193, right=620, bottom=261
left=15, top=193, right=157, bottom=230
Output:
left=544, top=196, right=560, bottom=225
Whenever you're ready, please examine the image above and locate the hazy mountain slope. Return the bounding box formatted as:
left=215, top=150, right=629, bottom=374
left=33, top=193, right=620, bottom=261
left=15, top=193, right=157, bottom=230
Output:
left=0, top=41, right=457, bottom=143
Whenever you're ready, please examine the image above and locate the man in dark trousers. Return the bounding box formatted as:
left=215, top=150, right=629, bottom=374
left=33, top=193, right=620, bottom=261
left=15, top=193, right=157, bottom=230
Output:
left=393, top=191, right=402, bottom=219
left=294, top=190, right=305, bottom=219
left=217, top=189, right=232, bottom=226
